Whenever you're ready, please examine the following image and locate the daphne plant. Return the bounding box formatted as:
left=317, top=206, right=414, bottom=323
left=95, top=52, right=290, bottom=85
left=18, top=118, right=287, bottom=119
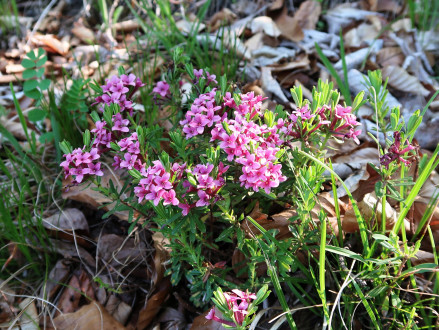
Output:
left=59, top=48, right=367, bottom=307
left=206, top=285, right=271, bottom=329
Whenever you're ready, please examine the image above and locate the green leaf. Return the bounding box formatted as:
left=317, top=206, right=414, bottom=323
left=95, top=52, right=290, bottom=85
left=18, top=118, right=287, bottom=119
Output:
left=27, top=50, right=37, bottom=60
left=37, top=48, right=45, bottom=58
left=21, top=58, right=36, bottom=69
left=39, top=131, right=54, bottom=143
left=23, top=80, right=38, bottom=91
left=35, top=67, right=45, bottom=78
left=36, top=55, right=48, bottom=67
left=25, top=89, right=41, bottom=100
left=28, top=108, right=47, bottom=122
left=22, top=69, right=37, bottom=79
left=39, top=79, right=51, bottom=91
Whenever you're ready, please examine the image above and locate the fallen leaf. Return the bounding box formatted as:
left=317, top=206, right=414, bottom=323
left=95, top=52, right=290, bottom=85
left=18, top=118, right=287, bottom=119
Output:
left=376, top=47, right=405, bottom=67
left=43, top=208, right=89, bottom=232
left=72, top=24, right=95, bottom=44
left=113, top=20, right=140, bottom=33
left=157, top=307, right=186, bottom=329
left=274, top=6, right=303, bottom=42
left=261, top=67, right=288, bottom=103
left=208, top=8, right=237, bottom=31
left=105, top=295, right=131, bottom=325
left=251, top=16, right=282, bottom=38
left=136, top=278, right=171, bottom=329
left=382, top=65, right=430, bottom=97
left=53, top=301, right=125, bottom=330
left=344, top=23, right=380, bottom=48
left=62, top=169, right=135, bottom=222
left=39, top=259, right=71, bottom=301
left=18, top=298, right=39, bottom=330
left=152, top=232, right=171, bottom=286
left=0, top=280, right=16, bottom=324
left=292, top=0, right=321, bottom=30
left=51, top=239, right=96, bottom=267
left=31, top=34, right=69, bottom=56
left=57, top=272, right=83, bottom=313
left=342, top=192, right=400, bottom=233
left=97, top=234, right=148, bottom=269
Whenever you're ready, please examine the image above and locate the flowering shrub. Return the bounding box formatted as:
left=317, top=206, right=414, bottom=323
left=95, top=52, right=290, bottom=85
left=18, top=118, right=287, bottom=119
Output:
left=59, top=59, right=368, bottom=310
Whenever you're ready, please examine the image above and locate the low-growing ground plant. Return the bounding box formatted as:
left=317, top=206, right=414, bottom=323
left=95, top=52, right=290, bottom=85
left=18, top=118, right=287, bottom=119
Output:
left=56, top=44, right=439, bottom=328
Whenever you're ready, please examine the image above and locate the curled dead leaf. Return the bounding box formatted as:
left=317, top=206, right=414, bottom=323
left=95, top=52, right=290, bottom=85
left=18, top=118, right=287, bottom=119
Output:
left=382, top=65, right=430, bottom=97
left=54, top=301, right=125, bottom=330
left=136, top=278, right=171, bottom=330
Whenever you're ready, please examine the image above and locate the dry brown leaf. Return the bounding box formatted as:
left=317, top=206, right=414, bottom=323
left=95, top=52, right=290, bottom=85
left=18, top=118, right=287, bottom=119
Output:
left=245, top=32, right=264, bottom=54
left=382, top=66, right=430, bottom=97
left=208, top=8, right=237, bottom=31
left=376, top=0, right=402, bottom=14
left=105, top=295, right=131, bottom=325
left=31, top=35, right=69, bottom=56
left=275, top=1, right=321, bottom=42
left=342, top=192, right=400, bottom=233
left=251, top=16, right=281, bottom=38
left=54, top=301, right=125, bottom=330
left=311, top=192, right=347, bottom=236
left=51, top=239, right=96, bottom=267
left=18, top=298, right=39, bottom=330
left=344, top=23, right=380, bottom=48
left=269, top=0, right=284, bottom=11
left=261, top=67, right=288, bottom=103
left=274, top=6, right=303, bottom=42
left=97, top=234, right=148, bottom=269
left=376, top=47, right=405, bottom=67
left=40, top=259, right=71, bottom=301
left=62, top=169, right=135, bottom=222
left=113, top=20, right=140, bottom=33
left=0, top=280, right=16, bottom=324
left=57, top=273, right=83, bottom=313
left=72, top=25, right=95, bottom=44
left=157, top=307, right=186, bottom=329
left=136, top=278, right=171, bottom=329
left=333, top=147, right=380, bottom=165
left=152, top=232, right=171, bottom=286
left=271, top=55, right=310, bottom=72
left=411, top=250, right=435, bottom=266
left=293, top=0, right=322, bottom=30
left=43, top=208, right=89, bottom=232
left=244, top=202, right=292, bottom=240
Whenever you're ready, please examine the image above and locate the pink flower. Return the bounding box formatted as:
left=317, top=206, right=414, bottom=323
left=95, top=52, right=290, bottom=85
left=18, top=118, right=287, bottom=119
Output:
left=152, top=81, right=170, bottom=98
left=162, top=190, right=179, bottom=206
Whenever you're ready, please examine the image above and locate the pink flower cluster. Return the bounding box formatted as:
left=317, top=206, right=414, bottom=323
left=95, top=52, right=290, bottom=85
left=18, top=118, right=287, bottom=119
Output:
left=223, top=91, right=266, bottom=119
left=319, top=104, right=362, bottom=144
left=134, top=161, right=185, bottom=206
left=113, top=132, right=144, bottom=171
left=278, top=104, right=361, bottom=144
left=61, top=74, right=145, bottom=185
left=93, top=74, right=144, bottom=116
left=210, top=107, right=286, bottom=194
left=180, top=162, right=229, bottom=215
left=193, top=69, right=217, bottom=85
left=380, top=131, right=415, bottom=168
left=206, top=289, right=257, bottom=326
left=180, top=90, right=224, bottom=139
left=60, top=148, right=103, bottom=184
